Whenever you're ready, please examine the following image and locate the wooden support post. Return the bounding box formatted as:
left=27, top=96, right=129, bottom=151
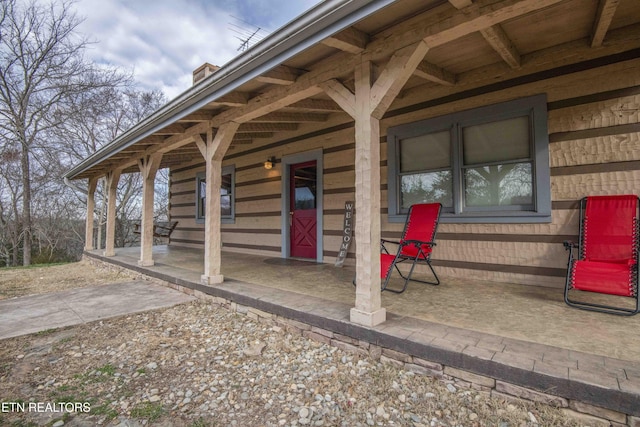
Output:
left=350, top=60, right=387, bottom=327
left=321, top=42, right=429, bottom=327
left=84, top=177, right=98, bottom=251
left=195, top=122, right=239, bottom=285
left=137, top=153, right=163, bottom=266
left=103, top=169, right=121, bottom=257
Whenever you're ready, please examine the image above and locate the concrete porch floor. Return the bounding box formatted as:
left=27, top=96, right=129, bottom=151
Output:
left=84, top=245, right=640, bottom=418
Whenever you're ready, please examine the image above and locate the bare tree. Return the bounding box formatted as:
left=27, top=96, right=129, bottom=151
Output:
left=56, top=88, right=167, bottom=250
left=0, top=0, right=126, bottom=265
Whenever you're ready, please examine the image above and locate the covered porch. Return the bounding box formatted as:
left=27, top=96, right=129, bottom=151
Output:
left=84, top=245, right=640, bottom=420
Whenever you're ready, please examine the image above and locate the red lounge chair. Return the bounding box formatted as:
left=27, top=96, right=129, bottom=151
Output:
left=381, top=203, right=442, bottom=293
left=564, top=195, right=640, bottom=316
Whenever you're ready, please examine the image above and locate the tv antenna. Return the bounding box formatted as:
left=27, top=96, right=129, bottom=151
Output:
left=229, top=15, right=270, bottom=52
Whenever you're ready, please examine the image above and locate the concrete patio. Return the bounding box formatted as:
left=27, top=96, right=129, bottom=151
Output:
left=84, top=245, right=640, bottom=421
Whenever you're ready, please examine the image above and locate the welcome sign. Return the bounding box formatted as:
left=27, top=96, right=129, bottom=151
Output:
left=334, top=201, right=354, bottom=267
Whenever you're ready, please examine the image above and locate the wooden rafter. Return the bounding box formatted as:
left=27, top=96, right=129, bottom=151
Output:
left=154, top=124, right=186, bottom=135
left=238, top=123, right=299, bottom=132
left=288, top=98, right=342, bottom=111
left=480, top=24, right=521, bottom=68
left=235, top=132, right=274, bottom=139
left=370, top=41, right=430, bottom=118
left=448, top=0, right=473, bottom=8
left=322, top=27, right=369, bottom=53
left=413, top=60, right=456, bottom=85
left=208, top=92, right=249, bottom=107
left=177, top=111, right=215, bottom=122
left=251, top=112, right=328, bottom=123
left=449, top=0, right=520, bottom=68
left=94, top=0, right=567, bottom=175
left=591, top=0, right=621, bottom=47
left=256, top=65, right=299, bottom=85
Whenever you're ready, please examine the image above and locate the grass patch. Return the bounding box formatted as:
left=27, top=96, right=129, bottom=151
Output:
left=35, top=328, right=57, bottom=336
left=96, top=364, right=116, bottom=376
left=1, top=262, right=71, bottom=271
left=130, top=402, right=164, bottom=422
left=90, top=402, right=118, bottom=421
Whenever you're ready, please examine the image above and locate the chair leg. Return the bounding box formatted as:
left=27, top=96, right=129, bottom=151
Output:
left=396, top=259, right=440, bottom=287
left=564, top=261, right=639, bottom=316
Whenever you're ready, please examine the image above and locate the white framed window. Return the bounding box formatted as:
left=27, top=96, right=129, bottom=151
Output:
left=387, top=94, right=551, bottom=223
left=195, top=165, right=235, bottom=224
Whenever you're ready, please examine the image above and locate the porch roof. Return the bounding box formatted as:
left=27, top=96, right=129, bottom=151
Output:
left=66, top=0, right=640, bottom=180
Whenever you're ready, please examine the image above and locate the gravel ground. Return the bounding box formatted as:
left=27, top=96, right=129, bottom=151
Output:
left=0, top=297, right=580, bottom=427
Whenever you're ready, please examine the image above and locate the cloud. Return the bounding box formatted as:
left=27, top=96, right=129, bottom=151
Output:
left=74, top=0, right=320, bottom=99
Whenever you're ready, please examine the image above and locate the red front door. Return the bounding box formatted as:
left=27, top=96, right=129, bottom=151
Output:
left=290, top=161, right=317, bottom=259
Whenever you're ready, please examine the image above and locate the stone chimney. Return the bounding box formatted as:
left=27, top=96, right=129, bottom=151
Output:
left=192, top=63, right=220, bottom=85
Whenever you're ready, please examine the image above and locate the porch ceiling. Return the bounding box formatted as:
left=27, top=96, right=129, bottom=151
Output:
left=68, top=0, right=640, bottom=180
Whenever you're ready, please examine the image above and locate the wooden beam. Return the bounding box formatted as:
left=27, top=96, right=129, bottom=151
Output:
left=201, top=122, right=240, bottom=285
left=350, top=59, right=385, bottom=327
left=288, top=98, right=342, bottom=111
left=137, top=152, right=163, bottom=266
left=238, top=123, right=299, bottom=132
left=84, top=177, right=98, bottom=251
left=256, top=65, right=299, bottom=85
left=103, top=169, right=122, bottom=257
left=154, top=124, right=186, bottom=135
left=251, top=112, right=328, bottom=123
left=413, top=60, right=456, bottom=85
left=448, top=0, right=473, bottom=8
left=322, top=27, right=369, bottom=53
left=230, top=139, right=254, bottom=145
left=235, top=132, right=274, bottom=139
left=320, top=79, right=356, bottom=119
left=90, top=0, right=567, bottom=176
left=370, top=41, right=430, bottom=119
left=591, top=0, right=621, bottom=47
left=177, top=111, right=215, bottom=122
left=209, top=92, right=249, bottom=107
left=480, top=24, right=521, bottom=68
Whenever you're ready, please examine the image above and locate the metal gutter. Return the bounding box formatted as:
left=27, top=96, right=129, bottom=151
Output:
left=65, top=0, right=398, bottom=180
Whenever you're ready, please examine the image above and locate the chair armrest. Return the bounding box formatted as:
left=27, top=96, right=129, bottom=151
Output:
left=381, top=239, right=400, bottom=245
left=402, top=239, right=436, bottom=248
left=380, top=239, right=400, bottom=254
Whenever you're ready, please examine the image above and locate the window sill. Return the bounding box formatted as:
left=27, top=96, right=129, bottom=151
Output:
left=388, top=212, right=552, bottom=224
left=195, top=217, right=236, bottom=225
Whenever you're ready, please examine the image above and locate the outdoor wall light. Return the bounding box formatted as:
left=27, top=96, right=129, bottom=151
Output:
left=264, top=157, right=276, bottom=170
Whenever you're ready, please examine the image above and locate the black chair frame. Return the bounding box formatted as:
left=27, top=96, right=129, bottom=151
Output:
left=380, top=238, right=440, bottom=294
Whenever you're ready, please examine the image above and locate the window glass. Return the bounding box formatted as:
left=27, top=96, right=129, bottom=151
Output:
left=221, top=173, right=232, bottom=216
left=400, top=131, right=450, bottom=172
left=196, top=166, right=234, bottom=221
left=464, top=163, right=533, bottom=207
left=386, top=94, right=550, bottom=222
left=462, top=116, right=530, bottom=165
left=401, top=171, right=453, bottom=209
left=293, top=165, right=316, bottom=210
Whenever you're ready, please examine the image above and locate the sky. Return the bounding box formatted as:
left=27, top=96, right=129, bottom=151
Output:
left=73, top=0, right=321, bottom=99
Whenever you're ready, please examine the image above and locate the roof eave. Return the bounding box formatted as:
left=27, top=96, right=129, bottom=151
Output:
left=65, top=0, right=398, bottom=180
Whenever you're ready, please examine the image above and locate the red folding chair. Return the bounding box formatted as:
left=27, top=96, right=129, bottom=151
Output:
left=381, top=203, right=442, bottom=293
left=564, top=195, right=640, bottom=316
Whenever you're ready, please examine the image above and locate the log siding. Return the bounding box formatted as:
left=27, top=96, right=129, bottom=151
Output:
left=169, top=54, right=640, bottom=288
